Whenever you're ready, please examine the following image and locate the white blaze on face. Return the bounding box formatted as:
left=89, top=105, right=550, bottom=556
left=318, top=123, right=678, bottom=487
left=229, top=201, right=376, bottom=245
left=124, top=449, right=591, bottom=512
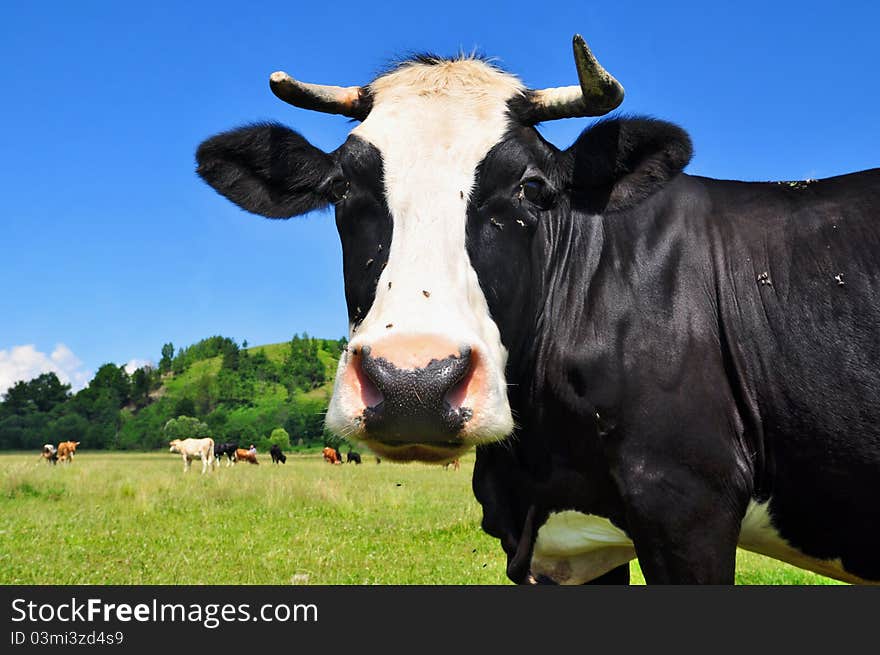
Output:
left=325, top=59, right=524, bottom=448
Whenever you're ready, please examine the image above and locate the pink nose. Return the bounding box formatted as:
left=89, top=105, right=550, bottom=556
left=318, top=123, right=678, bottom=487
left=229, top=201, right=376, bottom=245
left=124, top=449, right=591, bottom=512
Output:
left=362, top=334, right=462, bottom=370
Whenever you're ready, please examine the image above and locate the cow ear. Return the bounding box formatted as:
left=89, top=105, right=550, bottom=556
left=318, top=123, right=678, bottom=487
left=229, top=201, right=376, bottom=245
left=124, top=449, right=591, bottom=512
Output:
left=566, top=118, right=693, bottom=214
left=196, top=123, right=335, bottom=219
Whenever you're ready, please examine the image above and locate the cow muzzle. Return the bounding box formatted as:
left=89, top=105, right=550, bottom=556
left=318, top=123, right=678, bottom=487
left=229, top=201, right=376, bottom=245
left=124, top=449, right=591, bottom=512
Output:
left=332, top=334, right=500, bottom=462
left=359, top=343, right=473, bottom=441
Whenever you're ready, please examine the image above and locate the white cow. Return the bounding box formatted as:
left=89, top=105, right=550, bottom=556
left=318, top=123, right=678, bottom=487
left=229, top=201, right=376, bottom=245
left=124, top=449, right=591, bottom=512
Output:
left=169, top=437, right=215, bottom=474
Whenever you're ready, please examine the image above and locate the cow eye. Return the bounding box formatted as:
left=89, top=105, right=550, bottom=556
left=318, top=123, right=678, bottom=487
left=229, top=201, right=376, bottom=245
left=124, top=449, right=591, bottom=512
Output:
left=327, top=178, right=350, bottom=204
left=519, top=177, right=551, bottom=206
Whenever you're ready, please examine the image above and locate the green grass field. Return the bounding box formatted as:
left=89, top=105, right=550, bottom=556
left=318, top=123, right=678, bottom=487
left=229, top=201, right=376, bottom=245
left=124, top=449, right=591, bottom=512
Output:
left=0, top=452, right=842, bottom=585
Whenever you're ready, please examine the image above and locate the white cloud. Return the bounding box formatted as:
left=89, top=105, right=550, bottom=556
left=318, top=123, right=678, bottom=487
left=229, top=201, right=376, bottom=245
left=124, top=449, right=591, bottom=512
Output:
left=0, top=343, right=92, bottom=396
left=124, top=358, right=154, bottom=375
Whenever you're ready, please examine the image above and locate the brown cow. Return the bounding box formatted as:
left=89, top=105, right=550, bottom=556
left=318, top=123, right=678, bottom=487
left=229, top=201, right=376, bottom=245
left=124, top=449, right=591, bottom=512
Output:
left=322, top=447, right=341, bottom=465
left=236, top=448, right=259, bottom=465
left=445, top=458, right=461, bottom=471
left=57, top=441, right=80, bottom=463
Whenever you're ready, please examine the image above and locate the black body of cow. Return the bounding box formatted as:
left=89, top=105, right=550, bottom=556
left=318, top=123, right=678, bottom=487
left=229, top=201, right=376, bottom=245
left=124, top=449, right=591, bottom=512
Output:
left=270, top=444, right=287, bottom=464
left=214, top=442, right=238, bottom=463
left=468, top=121, right=880, bottom=584
left=196, top=60, right=880, bottom=584
left=347, top=450, right=362, bottom=464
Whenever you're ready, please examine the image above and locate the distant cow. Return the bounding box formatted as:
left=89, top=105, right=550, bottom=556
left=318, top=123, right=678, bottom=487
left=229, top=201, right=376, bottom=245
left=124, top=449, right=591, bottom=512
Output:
left=236, top=448, right=259, bottom=465
left=57, top=441, right=80, bottom=463
left=270, top=444, right=287, bottom=464
left=169, top=437, right=215, bottom=474
left=214, top=441, right=238, bottom=467
left=322, top=447, right=341, bottom=465
left=40, top=444, right=58, bottom=465
left=346, top=450, right=362, bottom=465
left=444, top=458, right=461, bottom=471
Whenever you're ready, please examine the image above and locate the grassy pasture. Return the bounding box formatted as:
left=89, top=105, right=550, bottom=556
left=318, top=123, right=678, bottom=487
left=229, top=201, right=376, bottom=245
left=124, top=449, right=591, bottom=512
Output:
left=0, top=452, right=842, bottom=585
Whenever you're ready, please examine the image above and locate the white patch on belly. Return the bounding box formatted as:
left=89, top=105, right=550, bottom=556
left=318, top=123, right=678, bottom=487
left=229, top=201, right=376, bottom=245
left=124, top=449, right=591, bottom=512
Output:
left=531, top=511, right=636, bottom=585
left=738, top=499, right=866, bottom=584
left=532, top=501, right=869, bottom=585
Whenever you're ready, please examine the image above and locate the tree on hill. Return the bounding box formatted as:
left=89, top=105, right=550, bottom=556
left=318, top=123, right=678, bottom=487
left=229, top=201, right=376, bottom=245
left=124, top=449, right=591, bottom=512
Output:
left=90, top=364, right=131, bottom=407
left=171, top=336, right=239, bottom=375
left=164, top=415, right=211, bottom=441
left=174, top=396, right=196, bottom=417
left=283, top=334, right=326, bottom=392
left=261, top=427, right=291, bottom=452
left=216, top=369, right=254, bottom=407
left=322, top=336, right=349, bottom=360
left=130, top=365, right=159, bottom=408
left=1, top=372, right=70, bottom=414
left=246, top=349, right=280, bottom=383
left=171, top=347, right=186, bottom=375
left=221, top=340, right=240, bottom=371
left=82, top=388, right=123, bottom=449
left=159, top=342, right=174, bottom=374
left=283, top=397, right=327, bottom=444
left=117, top=398, right=173, bottom=450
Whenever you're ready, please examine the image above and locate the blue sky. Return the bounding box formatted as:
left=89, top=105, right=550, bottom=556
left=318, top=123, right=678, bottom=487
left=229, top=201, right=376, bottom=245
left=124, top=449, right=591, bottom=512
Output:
left=1, top=0, right=878, bottom=392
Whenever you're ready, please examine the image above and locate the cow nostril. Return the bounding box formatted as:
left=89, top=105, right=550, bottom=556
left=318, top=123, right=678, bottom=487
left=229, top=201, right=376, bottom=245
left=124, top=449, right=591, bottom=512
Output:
left=443, top=347, right=475, bottom=410
left=353, top=346, right=384, bottom=408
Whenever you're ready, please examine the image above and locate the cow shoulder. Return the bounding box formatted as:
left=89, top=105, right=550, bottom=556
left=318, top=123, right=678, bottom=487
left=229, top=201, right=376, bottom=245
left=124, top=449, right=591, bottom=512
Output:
left=567, top=117, right=693, bottom=214
left=196, top=122, right=336, bottom=219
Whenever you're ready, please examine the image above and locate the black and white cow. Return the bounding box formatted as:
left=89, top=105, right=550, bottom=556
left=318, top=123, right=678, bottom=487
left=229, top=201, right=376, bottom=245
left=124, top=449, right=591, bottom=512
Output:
left=196, top=36, right=880, bottom=584
left=214, top=441, right=238, bottom=467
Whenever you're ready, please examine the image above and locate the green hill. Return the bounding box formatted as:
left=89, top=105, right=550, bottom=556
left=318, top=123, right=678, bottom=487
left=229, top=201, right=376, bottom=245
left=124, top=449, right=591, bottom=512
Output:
left=0, top=333, right=348, bottom=453
left=157, top=339, right=338, bottom=445
left=120, top=335, right=345, bottom=452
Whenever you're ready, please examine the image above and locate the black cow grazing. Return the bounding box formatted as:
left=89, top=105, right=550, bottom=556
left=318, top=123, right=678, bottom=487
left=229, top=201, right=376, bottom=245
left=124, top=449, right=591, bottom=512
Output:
left=196, top=35, right=880, bottom=585
left=213, top=442, right=238, bottom=467
left=270, top=444, right=287, bottom=464
left=347, top=450, right=362, bottom=465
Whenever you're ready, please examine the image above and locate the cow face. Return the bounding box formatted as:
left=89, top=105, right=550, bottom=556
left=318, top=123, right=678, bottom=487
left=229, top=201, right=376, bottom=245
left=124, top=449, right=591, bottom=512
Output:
left=196, top=40, right=632, bottom=463
left=198, top=61, right=522, bottom=463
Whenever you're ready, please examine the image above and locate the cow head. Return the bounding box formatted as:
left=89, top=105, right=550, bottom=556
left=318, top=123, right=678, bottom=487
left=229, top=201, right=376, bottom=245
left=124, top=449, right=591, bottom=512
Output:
left=197, top=35, right=689, bottom=463
left=169, top=439, right=182, bottom=453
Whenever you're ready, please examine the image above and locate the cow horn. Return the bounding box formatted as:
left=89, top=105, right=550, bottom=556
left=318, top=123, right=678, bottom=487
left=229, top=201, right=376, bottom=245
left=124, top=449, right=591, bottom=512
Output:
left=523, top=34, right=624, bottom=123
left=269, top=71, right=372, bottom=120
